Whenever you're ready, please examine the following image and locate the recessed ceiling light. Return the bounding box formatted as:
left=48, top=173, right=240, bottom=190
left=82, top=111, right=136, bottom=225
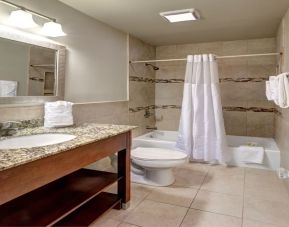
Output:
left=160, top=9, right=200, bottom=23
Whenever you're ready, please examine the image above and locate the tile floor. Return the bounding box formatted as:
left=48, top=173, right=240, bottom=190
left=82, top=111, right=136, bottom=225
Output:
left=92, top=163, right=289, bottom=227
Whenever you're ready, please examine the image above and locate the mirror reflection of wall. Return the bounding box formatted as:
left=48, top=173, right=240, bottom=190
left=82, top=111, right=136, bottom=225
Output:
left=0, top=37, right=57, bottom=97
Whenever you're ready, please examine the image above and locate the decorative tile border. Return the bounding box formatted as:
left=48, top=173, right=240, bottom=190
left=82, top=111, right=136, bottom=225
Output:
left=130, top=76, right=267, bottom=83
left=220, top=78, right=268, bottom=82
left=129, top=105, right=155, bottom=113
left=130, top=76, right=154, bottom=83
left=130, top=105, right=277, bottom=113
left=223, top=106, right=276, bottom=113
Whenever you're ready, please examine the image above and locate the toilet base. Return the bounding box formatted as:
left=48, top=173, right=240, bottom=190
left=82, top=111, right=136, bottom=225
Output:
left=132, top=168, right=175, bottom=186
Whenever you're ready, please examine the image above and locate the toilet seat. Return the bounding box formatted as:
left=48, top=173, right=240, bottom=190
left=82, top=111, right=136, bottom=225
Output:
left=132, top=147, right=187, bottom=161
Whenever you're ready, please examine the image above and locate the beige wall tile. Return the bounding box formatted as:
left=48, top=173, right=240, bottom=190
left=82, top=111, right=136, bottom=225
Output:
left=275, top=115, right=289, bottom=169
left=155, top=83, right=183, bottom=106
left=223, top=111, right=247, bottom=136
left=247, top=112, right=274, bottom=137
left=73, top=101, right=129, bottom=126
left=222, top=40, right=248, bottom=55
left=247, top=38, right=276, bottom=54
left=129, top=35, right=156, bottom=134
left=155, top=108, right=181, bottom=131
left=218, top=64, right=248, bottom=79
left=0, top=104, right=43, bottom=122
left=129, top=82, right=155, bottom=108
left=156, top=45, right=177, bottom=59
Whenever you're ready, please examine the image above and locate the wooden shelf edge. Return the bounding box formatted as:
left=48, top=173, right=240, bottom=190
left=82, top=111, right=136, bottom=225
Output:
left=53, top=192, right=121, bottom=226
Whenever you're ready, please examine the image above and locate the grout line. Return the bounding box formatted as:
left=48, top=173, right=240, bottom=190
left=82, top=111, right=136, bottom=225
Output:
left=178, top=169, right=209, bottom=227
left=189, top=207, right=242, bottom=219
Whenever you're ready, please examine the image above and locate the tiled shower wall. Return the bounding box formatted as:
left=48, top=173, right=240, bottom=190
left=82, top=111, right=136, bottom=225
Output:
left=275, top=8, right=289, bottom=171
left=129, top=36, right=156, bottom=137
left=155, top=38, right=277, bottom=137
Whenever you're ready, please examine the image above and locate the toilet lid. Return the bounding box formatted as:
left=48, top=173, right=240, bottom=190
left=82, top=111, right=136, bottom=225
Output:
left=132, top=147, right=187, bottom=161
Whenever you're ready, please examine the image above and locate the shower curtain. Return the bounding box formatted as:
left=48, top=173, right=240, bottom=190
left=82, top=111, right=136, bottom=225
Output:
left=176, top=54, right=228, bottom=162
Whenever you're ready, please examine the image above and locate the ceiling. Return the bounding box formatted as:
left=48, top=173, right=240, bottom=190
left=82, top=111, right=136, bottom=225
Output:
left=60, top=0, right=289, bottom=46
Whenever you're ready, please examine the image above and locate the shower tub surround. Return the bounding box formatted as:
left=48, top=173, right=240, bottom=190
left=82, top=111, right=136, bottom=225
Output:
left=154, top=38, right=277, bottom=137
left=129, top=36, right=156, bottom=137
left=133, top=131, right=280, bottom=170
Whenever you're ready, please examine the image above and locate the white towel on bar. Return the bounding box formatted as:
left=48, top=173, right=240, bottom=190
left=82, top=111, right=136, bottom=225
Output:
left=277, top=73, right=289, bottom=108
left=237, top=145, right=264, bottom=164
left=0, top=80, right=18, bottom=97
left=268, top=76, right=278, bottom=102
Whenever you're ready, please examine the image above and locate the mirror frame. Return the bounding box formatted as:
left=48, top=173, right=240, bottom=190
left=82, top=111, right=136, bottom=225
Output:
left=0, top=27, right=66, bottom=105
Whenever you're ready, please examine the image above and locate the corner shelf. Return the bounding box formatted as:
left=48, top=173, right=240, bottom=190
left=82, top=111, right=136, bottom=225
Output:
left=0, top=169, right=121, bottom=226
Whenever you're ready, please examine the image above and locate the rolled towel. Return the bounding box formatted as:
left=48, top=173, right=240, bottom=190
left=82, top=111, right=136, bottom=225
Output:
left=237, top=145, right=264, bottom=164
left=0, top=80, right=18, bottom=97
left=44, top=101, right=74, bottom=128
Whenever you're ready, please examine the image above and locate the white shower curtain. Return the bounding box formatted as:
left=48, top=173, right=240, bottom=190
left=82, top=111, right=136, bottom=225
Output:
left=176, top=54, right=228, bottom=162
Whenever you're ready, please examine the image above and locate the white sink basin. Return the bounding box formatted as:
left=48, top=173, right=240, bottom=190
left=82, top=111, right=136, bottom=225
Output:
left=0, top=134, right=76, bottom=149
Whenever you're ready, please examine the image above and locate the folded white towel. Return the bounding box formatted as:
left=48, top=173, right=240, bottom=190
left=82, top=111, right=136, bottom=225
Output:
left=44, top=101, right=74, bottom=128
left=0, top=80, right=18, bottom=97
left=268, top=76, right=278, bottom=103
left=237, top=145, right=264, bottom=164
left=277, top=73, right=289, bottom=108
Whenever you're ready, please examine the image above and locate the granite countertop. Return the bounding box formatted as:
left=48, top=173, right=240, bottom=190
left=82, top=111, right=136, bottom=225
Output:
left=0, top=123, right=135, bottom=171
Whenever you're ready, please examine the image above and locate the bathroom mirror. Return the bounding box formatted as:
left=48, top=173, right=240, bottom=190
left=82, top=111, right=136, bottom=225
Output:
left=0, top=28, right=65, bottom=105
left=0, top=37, right=57, bottom=97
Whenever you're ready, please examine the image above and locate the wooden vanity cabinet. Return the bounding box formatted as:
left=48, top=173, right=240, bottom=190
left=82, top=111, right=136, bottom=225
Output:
left=0, top=131, right=131, bottom=226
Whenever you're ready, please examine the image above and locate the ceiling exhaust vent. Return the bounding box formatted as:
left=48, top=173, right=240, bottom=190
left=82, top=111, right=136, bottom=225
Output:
left=160, top=8, right=200, bottom=23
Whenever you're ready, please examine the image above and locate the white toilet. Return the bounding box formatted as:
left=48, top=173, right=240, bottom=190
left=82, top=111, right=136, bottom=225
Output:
left=131, top=147, right=188, bottom=186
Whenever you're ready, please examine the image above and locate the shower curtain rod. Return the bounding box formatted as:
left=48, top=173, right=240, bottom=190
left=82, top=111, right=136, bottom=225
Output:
left=130, top=52, right=282, bottom=64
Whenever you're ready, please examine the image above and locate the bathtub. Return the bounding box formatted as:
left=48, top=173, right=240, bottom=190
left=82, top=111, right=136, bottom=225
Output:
left=133, top=130, right=280, bottom=170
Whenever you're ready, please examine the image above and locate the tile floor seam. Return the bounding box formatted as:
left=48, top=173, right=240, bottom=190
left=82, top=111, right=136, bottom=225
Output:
left=112, top=192, right=151, bottom=223
left=178, top=170, right=208, bottom=227
left=198, top=188, right=244, bottom=197
left=189, top=207, right=243, bottom=220
left=198, top=187, right=243, bottom=197
left=142, top=198, right=194, bottom=209
left=118, top=222, right=142, bottom=227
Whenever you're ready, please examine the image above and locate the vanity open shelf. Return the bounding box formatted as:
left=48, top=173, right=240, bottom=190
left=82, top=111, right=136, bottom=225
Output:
left=0, top=128, right=132, bottom=226
left=0, top=169, right=121, bottom=226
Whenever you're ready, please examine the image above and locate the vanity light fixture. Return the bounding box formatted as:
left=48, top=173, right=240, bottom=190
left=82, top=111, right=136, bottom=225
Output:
left=8, top=10, right=38, bottom=29
left=0, top=0, right=66, bottom=37
left=42, top=21, right=66, bottom=37
left=160, top=9, right=200, bottom=23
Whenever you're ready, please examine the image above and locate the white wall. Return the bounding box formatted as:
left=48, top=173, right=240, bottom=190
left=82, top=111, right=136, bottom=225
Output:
left=0, top=38, right=29, bottom=96
left=0, top=0, right=128, bottom=103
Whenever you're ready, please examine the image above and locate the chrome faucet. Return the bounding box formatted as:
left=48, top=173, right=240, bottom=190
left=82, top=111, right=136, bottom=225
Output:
left=0, top=121, right=20, bottom=137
